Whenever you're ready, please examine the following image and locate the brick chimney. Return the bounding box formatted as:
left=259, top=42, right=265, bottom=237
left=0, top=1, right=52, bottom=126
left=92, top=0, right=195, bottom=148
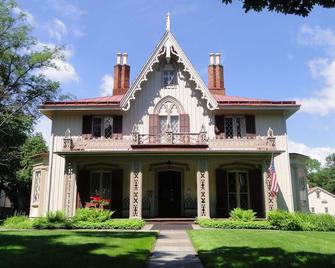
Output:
left=208, top=52, right=225, bottom=95
left=113, top=53, right=130, bottom=95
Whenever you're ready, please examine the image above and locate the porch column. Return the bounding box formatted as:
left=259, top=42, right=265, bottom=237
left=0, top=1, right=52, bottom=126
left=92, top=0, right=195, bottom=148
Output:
left=129, top=160, right=143, bottom=218
left=197, top=160, right=210, bottom=218
left=64, top=160, right=76, bottom=217
left=262, top=161, right=277, bottom=214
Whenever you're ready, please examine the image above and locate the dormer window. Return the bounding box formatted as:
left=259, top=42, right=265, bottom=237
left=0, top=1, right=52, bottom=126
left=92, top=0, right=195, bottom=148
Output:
left=162, top=63, right=177, bottom=87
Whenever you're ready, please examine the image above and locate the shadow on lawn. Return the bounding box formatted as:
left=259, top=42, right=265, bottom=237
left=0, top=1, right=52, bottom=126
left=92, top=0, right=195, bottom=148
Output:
left=0, top=231, right=156, bottom=268
left=198, top=246, right=335, bottom=268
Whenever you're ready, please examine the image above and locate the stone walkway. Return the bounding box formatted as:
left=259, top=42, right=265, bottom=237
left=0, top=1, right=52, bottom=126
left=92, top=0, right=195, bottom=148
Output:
left=148, top=226, right=203, bottom=268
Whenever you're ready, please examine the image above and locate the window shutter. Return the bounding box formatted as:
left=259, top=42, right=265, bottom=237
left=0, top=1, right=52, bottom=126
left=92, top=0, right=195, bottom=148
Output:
left=215, top=115, right=225, bottom=138
left=76, top=170, right=90, bottom=208
left=149, top=114, right=159, bottom=135
left=216, top=169, right=228, bottom=217
left=113, top=115, right=123, bottom=139
left=245, top=115, right=256, bottom=136
left=179, top=114, right=190, bottom=133
left=82, top=115, right=92, bottom=136
left=249, top=169, right=264, bottom=218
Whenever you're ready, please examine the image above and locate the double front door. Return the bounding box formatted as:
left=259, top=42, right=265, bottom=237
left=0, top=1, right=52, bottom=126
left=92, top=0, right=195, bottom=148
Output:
left=157, top=171, right=181, bottom=217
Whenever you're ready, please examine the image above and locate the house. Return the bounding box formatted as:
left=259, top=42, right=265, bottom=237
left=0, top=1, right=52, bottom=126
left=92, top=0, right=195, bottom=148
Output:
left=29, top=14, right=304, bottom=219
left=309, top=187, right=335, bottom=216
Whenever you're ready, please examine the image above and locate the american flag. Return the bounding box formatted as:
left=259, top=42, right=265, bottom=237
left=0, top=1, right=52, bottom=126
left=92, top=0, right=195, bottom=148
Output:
left=268, top=157, right=279, bottom=195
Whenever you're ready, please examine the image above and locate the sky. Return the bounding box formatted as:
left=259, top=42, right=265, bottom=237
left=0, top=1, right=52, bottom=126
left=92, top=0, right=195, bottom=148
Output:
left=16, top=0, right=335, bottom=164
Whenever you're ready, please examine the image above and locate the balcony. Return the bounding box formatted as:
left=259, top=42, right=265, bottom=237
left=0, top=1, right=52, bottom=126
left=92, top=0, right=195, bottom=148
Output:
left=62, top=127, right=276, bottom=152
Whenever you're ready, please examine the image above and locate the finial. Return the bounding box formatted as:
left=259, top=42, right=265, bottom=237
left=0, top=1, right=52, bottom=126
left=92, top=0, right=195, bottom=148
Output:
left=166, top=12, right=170, bottom=32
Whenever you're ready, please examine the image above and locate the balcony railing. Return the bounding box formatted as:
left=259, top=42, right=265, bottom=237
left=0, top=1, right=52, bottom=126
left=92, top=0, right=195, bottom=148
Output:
left=130, top=124, right=207, bottom=146
left=62, top=127, right=276, bottom=152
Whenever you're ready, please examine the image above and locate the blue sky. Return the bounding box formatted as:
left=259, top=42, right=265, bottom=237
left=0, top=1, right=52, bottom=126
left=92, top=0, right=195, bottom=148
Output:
left=17, top=0, right=335, bottom=163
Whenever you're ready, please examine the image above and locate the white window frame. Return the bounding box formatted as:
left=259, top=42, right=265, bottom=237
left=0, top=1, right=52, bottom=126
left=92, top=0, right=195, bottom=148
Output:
left=92, top=116, right=114, bottom=138
left=32, top=170, right=41, bottom=205
left=224, top=116, right=246, bottom=139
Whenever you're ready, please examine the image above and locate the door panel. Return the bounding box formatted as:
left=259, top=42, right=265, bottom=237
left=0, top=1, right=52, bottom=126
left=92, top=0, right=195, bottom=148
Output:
left=158, top=171, right=181, bottom=217
left=111, top=169, right=123, bottom=218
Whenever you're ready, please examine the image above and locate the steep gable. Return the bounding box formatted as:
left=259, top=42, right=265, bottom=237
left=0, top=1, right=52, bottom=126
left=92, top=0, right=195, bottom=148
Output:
left=120, top=30, right=218, bottom=111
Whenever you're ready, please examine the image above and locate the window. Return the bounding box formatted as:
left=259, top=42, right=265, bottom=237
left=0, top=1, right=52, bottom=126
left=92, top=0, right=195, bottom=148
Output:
left=89, top=116, right=122, bottom=138
left=227, top=171, right=249, bottom=211
left=325, top=207, right=329, bottom=213
left=163, top=70, right=176, bottom=86
left=224, top=116, right=246, bottom=138
left=90, top=172, right=112, bottom=199
left=316, top=190, right=320, bottom=199
left=33, top=171, right=41, bottom=204
left=311, top=207, right=315, bottom=213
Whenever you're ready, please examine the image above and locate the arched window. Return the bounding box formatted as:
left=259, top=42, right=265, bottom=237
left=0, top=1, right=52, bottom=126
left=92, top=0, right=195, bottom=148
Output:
left=152, top=96, right=187, bottom=134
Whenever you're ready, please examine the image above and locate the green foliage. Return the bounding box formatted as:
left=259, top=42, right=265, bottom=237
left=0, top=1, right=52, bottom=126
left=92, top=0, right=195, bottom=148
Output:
left=32, top=211, right=71, bottom=229
left=306, top=155, right=335, bottom=195
left=267, top=210, right=335, bottom=231
left=73, top=208, right=114, bottom=223
left=267, top=210, right=300, bottom=230
left=0, top=0, right=64, bottom=211
left=221, top=0, right=335, bottom=17
left=196, top=218, right=274, bottom=230
left=71, top=219, right=145, bottom=230
left=2, top=215, right=32, bottom=229
left=229, top=208, right=256, bottom=221
left=16, top=133, right=47, bottom=183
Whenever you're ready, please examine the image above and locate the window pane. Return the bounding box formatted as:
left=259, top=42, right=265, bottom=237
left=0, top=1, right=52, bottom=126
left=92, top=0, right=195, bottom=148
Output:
left=238, top=172, right=248, bottom=193
left=240, top=194, right=249, bottom=209
left=160, top=116, right=167, bottom=134
left=228, top=193, right=237, bottom=211
left=225, top=118, right=233, bottom=138
left=163, top=70, right=175, bottom=86
left=104, top=117, right=113, bottom=138
left=33, top=171, right=41, bottom=203
left=102, top=173, right=112, bottom=199
left=228, top=172, right=236, bottom=192
left=92, top=118, right=101, bottom=137
left=170, top=116, right=179, bottom=133
left=90, top=173, right=100, bottom=196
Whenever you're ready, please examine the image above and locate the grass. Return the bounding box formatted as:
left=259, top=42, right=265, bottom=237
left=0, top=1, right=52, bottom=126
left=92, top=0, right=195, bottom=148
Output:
left=189, top=229, right=335, bottom=267
left=0, top=230, right=157, bottom=268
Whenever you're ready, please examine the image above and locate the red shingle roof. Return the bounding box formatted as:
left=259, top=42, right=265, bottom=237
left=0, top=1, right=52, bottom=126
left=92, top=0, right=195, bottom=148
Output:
left=213, top=95, right=297, bottom=106
left=42, top=95, right=123, bottom=107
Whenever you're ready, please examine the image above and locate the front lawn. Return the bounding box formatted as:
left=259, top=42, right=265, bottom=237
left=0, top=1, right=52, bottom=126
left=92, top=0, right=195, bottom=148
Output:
left=189, top=229, right=335, bottom=267
left=0, top=230, right=156, bottom=268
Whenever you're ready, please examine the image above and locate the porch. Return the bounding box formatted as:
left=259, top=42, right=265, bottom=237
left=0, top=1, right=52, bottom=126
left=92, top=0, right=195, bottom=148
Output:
left=62, top=153, right=277, bottom=219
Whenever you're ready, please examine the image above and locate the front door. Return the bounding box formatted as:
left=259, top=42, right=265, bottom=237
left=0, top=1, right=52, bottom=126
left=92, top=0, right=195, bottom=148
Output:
left=158, top=171, right=181, bottom=217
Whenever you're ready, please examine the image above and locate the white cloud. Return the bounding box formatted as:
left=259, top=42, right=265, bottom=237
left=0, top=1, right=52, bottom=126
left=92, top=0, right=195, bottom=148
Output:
left=47, top=18, right=68, bottom=41
left=296, top=25, right=335, bottom=116
left=298, top=24, right=335, bottom=47
left=99, top=74, right=114, bottom=96
left=288, top=139, right=335, bottom=165
left=48, top=0, right=86, bottom=20
left=34, top=117, right=52, bottom=147
left=13, top=6, right=35, bottom=26
left=36, top=43, right=79, bottom=84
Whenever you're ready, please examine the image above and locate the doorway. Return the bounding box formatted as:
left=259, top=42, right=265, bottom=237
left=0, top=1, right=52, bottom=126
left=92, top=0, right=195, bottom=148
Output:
left=157, top=170, right=182, bottom=217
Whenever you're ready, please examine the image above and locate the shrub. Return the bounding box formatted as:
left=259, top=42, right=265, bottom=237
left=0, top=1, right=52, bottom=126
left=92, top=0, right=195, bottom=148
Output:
left=267, top=210, right=300, bottom=230
left=2, top=215, right=33, bottom=229
left=196, top=218, right=274, bottom=230
left=229, top=208, right=256, bottom=222
left=32, top=210, right=71, bottom=229
left=72, top=219, right=145, bottom=230
left=73, top=208, right=114, bottom=223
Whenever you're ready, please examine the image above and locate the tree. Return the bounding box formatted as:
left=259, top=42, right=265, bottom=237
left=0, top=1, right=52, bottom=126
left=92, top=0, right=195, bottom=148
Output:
left=0, top=0, right=63, bottom=211
left=306, top=154, right=335, bottom=194
left=221, top=0, right=335, bottom=17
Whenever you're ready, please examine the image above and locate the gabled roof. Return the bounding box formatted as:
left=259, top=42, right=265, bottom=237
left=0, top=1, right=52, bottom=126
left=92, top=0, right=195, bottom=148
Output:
left=308, top=186, right=335, bottom=198
left=119, top=30, right=218, bottom=111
